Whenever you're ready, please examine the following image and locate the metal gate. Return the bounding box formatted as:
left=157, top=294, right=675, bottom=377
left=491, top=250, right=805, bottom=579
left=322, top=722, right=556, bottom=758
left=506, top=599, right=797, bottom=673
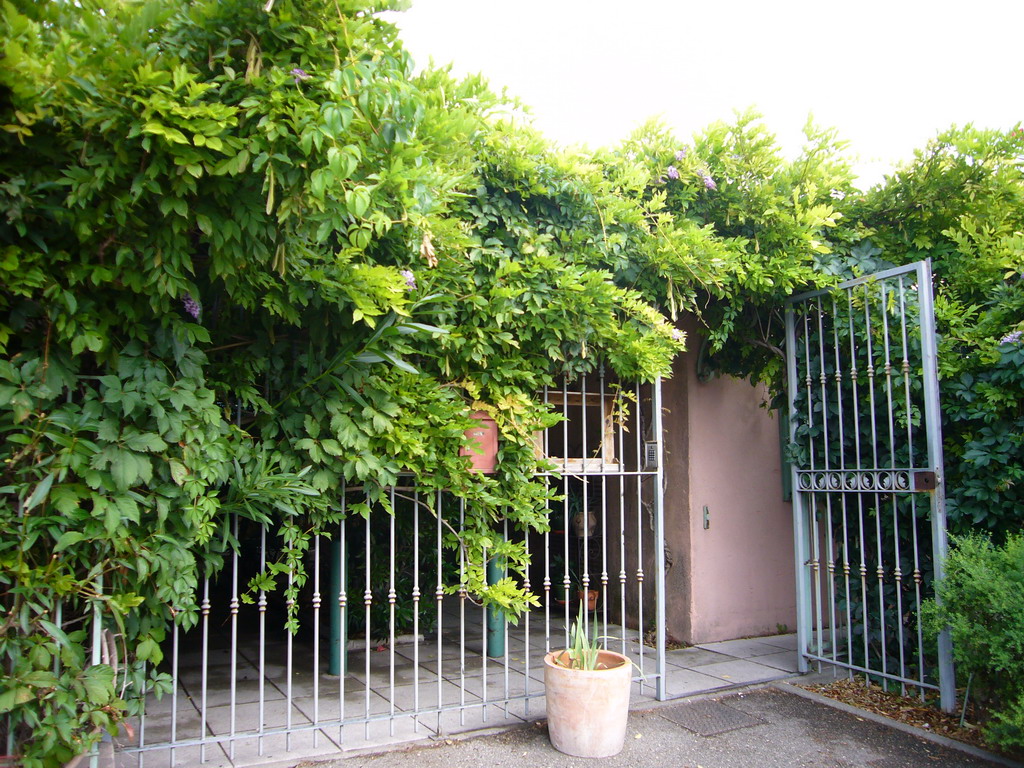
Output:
left=115, top=374, right=665, bottom=766
left=785, top=260, right=954, bottom=711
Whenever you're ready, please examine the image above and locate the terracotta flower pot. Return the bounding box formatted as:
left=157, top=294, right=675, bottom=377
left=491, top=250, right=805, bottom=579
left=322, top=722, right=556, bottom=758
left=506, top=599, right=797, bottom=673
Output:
left=459, top=410, right=498, bottom=473
left=578, top=588, right=598, bottom=611
left=543, top=649, right=632, bottom=758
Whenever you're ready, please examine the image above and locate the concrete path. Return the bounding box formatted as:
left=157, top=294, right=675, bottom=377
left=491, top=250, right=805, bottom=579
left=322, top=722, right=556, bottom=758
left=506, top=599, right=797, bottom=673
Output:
left=324, top=684, right=1016, bottom=768
left=118, top=631, right=804, bottom=766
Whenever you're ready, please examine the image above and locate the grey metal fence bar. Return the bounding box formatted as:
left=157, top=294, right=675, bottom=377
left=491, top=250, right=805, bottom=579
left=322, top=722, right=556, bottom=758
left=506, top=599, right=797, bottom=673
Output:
left=785, top=260, right=954, bottom=712
left=113, top=375, right=665, bottom=765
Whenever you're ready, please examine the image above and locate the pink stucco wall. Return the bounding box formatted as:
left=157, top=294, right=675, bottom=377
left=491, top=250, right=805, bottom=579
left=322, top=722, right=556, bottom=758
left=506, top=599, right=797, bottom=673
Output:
left=662, top=321, right=797, bottom=644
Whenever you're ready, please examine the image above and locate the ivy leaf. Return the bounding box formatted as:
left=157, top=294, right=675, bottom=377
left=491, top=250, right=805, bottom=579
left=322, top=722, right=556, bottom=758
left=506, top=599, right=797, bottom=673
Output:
left=81, top=665, right=114, bottom=705
left=378, top=350, right=418, bottom=375
left=398, top=322, right=449, bottom=335
left=22, top=670, right=58, bottom=687
left=124, top=432, right=167, bottom=453
left=103, top=499, right=120, bottom=536
left=136, top=636, right=163, bottom=665
left=0, top=687, right=34, bottom=713
left=320, top=439, right=343, bottom=456
left=142, top=121, right=189, bottom=145
left=110, top=452, right=141, bottom=489
left=24, top=473, right=55, bottom=512
left=168, top=459, right=189, bottom=486
left=39, top=619, right=72, bottom=649
left=345, top=186, right=371, bottom=219
left=53, top=531, right=87, bottom=553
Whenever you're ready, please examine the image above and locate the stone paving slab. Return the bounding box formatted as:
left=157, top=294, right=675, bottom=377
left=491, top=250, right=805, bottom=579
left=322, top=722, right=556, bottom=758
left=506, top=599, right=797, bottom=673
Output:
left=696, top=637, right=791, bottom=658
left=755, top=650, right=803, bottom=672
left=696, top=658, right=788, bottom=685
left=656, top=698, right=766, bottom=736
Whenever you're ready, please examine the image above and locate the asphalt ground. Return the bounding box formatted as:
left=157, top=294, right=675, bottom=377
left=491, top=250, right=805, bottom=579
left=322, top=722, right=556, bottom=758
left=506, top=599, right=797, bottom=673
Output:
left=324, top=684, right=1018, bottom=768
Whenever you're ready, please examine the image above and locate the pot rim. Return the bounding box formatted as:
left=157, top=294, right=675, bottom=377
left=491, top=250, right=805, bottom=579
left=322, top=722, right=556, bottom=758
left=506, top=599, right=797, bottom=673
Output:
left=543, top=648, right=631, bottom=672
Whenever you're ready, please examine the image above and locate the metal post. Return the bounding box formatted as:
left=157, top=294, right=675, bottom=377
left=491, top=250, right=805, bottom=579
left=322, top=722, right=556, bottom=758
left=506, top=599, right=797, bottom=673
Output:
left=229, top=516, right=239, bottom=760
left=258, top=526, right=267, bottom=755
left=312, top=534, right=321, bottom=747
left=917, top=259, right=956, bottom=712
left=89, top=574, right=103, bottom=768
left=652, top=377, right=667, bottom=700
left=412, top=491, right=421, bottom=730
left=329, top=537, right=347, bottom=676
left=785, top=305, right=811, bottom=673
left=199, top=575, right=210, bottom=763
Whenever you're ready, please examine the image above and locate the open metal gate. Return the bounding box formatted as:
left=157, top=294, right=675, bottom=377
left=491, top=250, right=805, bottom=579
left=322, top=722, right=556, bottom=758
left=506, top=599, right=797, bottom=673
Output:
left=114, top=374, right=665, bottom=766
left=785, top=260, right=955, bottom=711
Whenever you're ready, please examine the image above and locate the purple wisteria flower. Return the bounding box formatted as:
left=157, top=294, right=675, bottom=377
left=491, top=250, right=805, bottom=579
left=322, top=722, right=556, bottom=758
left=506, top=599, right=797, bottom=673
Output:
left=290, top=67, right=312, bottom=85
left=671, top=328, right=684, bottom=342
left=400, top=269, right=416, bottom=291
left=665, top=165, right=680, bottom=181
left=702, top=174, right=717, bottom=191
left=182, top=293, right=201, bottom=320
left=1000, top=330, right=1023, bottom=345
left=675, top=148, right=687, bottom=162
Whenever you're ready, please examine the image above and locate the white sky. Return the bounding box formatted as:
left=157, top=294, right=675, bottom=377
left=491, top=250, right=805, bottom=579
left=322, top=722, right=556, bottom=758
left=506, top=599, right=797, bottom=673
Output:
left=386, top=0, right=1022, bottom=189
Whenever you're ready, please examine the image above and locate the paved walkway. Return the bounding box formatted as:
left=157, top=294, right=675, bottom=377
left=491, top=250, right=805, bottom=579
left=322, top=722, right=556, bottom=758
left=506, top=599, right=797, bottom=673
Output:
left=664, top=633, right=801, bottom=694
left=331, top=684, right=1017, bottom=768
left=119, top=629, right=803, bottom=766
left=116, top=629, right=1019, bottom=768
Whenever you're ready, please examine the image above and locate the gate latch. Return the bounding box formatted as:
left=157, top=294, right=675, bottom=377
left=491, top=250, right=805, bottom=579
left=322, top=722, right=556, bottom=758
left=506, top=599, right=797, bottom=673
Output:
left=913, top=471, right=937, bottom=491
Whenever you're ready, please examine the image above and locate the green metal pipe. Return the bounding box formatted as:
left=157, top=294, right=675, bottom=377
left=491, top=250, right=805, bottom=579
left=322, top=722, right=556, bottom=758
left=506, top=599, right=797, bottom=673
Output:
left=485, top=556, right=505, bottom=658
left=328, top=537, right=347, bottom=676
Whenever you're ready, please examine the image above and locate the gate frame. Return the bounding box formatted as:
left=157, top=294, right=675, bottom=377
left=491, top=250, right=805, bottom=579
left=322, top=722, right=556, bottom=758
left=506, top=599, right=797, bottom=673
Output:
left=653, top=375, right=667, bottom=701
left=784, top=259, right=955, bottom=712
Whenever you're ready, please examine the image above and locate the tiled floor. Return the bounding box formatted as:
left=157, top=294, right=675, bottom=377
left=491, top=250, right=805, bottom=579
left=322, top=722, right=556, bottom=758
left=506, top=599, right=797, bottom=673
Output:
left=666, top=633, right=800, bottom=694
left=117, top=618, right=799, bottom=768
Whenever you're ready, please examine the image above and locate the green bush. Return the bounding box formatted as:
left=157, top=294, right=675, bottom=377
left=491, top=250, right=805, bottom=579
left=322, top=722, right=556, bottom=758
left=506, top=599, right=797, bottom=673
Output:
left=925, top=533, right=1024, bottom=750
left=848, top=126, right=1024, bottom=539
left=0, top=0, right=686, bottom=761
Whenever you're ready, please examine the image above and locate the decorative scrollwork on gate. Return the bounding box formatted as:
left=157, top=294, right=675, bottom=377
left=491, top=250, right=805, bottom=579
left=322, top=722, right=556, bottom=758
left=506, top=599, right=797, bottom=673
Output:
left=796, top=469, right=913, bottom=493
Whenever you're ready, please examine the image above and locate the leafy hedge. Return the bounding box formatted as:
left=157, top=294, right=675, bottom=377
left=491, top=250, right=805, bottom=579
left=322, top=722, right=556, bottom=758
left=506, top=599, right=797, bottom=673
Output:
left=847, top=126, right=1024, bottom=540
left=0, top=0, right=703, bottom=761
left=925, top=534, right=1024, bottom=750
